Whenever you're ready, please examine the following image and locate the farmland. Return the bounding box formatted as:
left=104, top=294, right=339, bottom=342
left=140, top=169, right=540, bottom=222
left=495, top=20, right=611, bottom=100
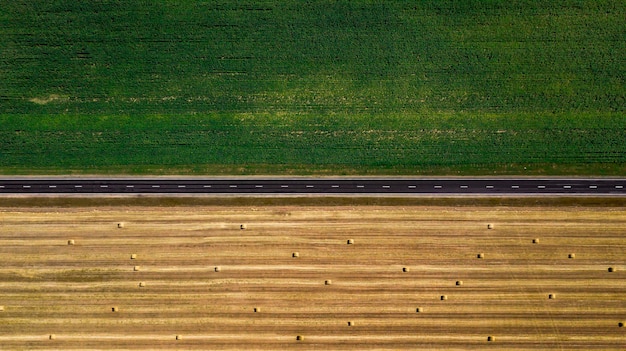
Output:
left=0, top=202, right=624, bottom=350
left=1, top=1, right=625, bottom=175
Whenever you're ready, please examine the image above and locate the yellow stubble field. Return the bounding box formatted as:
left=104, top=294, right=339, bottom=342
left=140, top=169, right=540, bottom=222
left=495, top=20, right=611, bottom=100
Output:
left=0, top=203, right=624, bottom=350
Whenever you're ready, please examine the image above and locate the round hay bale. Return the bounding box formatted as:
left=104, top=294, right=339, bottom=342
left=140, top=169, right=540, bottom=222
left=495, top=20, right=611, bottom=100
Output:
left=487, top=336, right=494, bottom=342
left=402, top=267, right=410, bottom=272
left=618, top=322, right=624, bottom=328
left=440, top=295, right=447, bottom=301
left=214, top=266, right=221, bottom=272
left=477, top=253, right=484, bottom=259
left=568, top=253, right=575, bottom=259
left=325, top=280, right=332, bottom=285
left=347, top=321, right=354, bottom=326
left=117, top=222, right=125, bottom=228
left=608, top=267, right=615, bottom=272
left=176, top=335, right=182, bottom=340
left=456, top=280, right=463, bottom=286
left=548, top=293, right=555, bottom=299
left=487, top=224, right=493, bottom=229
left=130, top=254, right=137, bottom=260
left=133, top=266, right=140, bottom=272
left=49, top=334, right=56, bottom=340
left=292, top=252, right=299, bottom=258
left=347, top=239, right=354, bottom=245
left=111, top=306, right=118, bottom=312
left=67, top=240, right=75, bottom=245
left=532, top=238, right=539, bottom=244
left=416, top=307, right=423, bottom=313
left=240, top=224, right=246, bottom=230
left=138, top=282, right=145, bottom=288
left=296, top=335, right=304, bottom=341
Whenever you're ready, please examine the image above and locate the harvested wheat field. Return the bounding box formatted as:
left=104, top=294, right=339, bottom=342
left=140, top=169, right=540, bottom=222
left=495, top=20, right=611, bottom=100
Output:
left=0, top=203, right=625, bottom=350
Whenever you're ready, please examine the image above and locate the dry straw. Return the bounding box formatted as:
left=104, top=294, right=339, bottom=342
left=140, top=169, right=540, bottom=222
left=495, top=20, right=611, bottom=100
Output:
left=440, top=295, right=447, bottom=301
left=487, top=224, right=493, bottom=229
left=325, top=280, right=332, bottom=285
left=296, top=335, right=304, bottom=341
left=532, top=238, right=539, bottom=244
left=456, top=280, right=463, bottom=286
left=67, top=240, right=75, bottom=245
left=402, top=267, right=410, bottom=272
left=176, top=335, right=182, bottom=340
left=130, top=254, right=137, bottom=259
left=477, top=253, right=484, bottom=259
left=347, top=239, right=354, bottom=245
left=240, top=224, right=246, bottom=230
left=49, top=334, right=56, bottom=340
left=214, top=266, right=221, bottom=272
left=117, top=222, right=124, bottom=228
left=133, top=266, right=140, bottom=271
left=487, top=336, right=494, bottom=342
left=292, top=252, right=299, bottom=258
left=568, top=253, right=575, bottom=258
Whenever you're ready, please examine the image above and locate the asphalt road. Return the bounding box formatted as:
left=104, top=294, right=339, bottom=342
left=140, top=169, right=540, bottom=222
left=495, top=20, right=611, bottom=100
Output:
left=0, top=178, right=625, bottom=195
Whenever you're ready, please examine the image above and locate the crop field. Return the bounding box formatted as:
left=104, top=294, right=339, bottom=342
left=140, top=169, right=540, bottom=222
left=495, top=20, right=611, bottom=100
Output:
left=1, top=1, right=625, bottom=175
left=1, top=203, right=625, bottom=350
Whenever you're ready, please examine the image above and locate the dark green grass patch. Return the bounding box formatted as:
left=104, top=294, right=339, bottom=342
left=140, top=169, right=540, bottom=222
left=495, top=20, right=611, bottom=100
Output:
left=0, top=1, right=624, bottom=175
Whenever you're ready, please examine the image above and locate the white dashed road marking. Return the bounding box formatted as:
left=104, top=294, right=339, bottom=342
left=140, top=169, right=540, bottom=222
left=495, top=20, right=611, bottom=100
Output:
left=616, top=185, right=624, bottom=189
left=49, top=185, right=57, bottom=188
left=178, top=185, right=186, bottom=188
left=486, top=185, right=494, bottom=189
left=563, top=185, right=572, bottom=189
left=229, top=185, right=237, bottom=188
left=434, top=185, right=442, bottom=189
left=331, top=185, right=339, bottom=188
left=255, top=185, right=263, bottom=188
left=538, top=185, right=546, bottom=189
left=408, top=185, right=416, bottom=189
left=460, top=185, right=468, bottom=189
left=382, top=185, right=390, bottom=189
left=281, top=185, right=289, bottom=188
left=512, top=185, right=520, bottom=189
left=100, top=185, right=108, bottom=188
left=126, top=185, right=134, bottom=188
left=357, top=185, right=364, bottom=188
left=203, top=185, right=211, bottom=188
left=589, top=185, right=597, bottom=189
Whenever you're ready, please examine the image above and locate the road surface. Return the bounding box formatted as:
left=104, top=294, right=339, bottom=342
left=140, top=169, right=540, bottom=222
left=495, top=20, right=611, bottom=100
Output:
left=0, top=178, right=624, bottom=194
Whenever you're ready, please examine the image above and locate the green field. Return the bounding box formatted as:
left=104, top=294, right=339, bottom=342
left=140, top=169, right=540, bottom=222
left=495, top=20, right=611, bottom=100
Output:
left=1, top=1, right=624, bottom=175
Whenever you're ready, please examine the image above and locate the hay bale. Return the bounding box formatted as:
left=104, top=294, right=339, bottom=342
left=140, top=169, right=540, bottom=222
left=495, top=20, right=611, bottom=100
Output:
left=49, top=334, right=56, bottom=340
left=456, top=280, right=463, bottom=286
left=532, top=238, right=539, bottom=244
left=487, top=336, right=494, bottom=342
left=67, top=240, right=75, bottom=245
left=117, top=222, right=125, bottom=228
left=608, top=267, right=615, bottom=272
left=292, top=252, right=299, bottom=258
left=440, top=295, right=447, bottom=301
left=0, top=305, right=4, bottom=312
left=138, top=282, right=145, bottom=288
left=176, top=335, right=182, bottom=340
left=402, top=267, right=410, bottom=272
left=347, top=321, right=354, bottom=326
left=568, top=253, right=575, bottom=259
left=415, top=307, right=423, bottom=313
left=240, top=224, right=246, bottom=230
left=254, top=307, right=260, bottom=313
left=214, top=266, right=221, bottom=272
left=618, top=322, right=624, bottom=328
left=347, top=239, right=354, bottom=245
left=296, top=335, right=304, bottom=341
left=548, top=294, right=555, bottom=299
left=325, top=280, right=332, bottom=285
left=477, top=253, right=484, bottom=259
left=487, top=224, right=493, bottom=229
left=130, top=254, right=137, bottom=260
left=112, top=306, right=118, bottom=312
left=133, top=266, right=140, bottom=271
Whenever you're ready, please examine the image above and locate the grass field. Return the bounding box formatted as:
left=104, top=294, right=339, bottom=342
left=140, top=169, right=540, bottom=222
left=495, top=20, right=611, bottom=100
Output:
left=1, top=1, right=625, bottom=175
left=0, top=203, right=625, bottom=350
